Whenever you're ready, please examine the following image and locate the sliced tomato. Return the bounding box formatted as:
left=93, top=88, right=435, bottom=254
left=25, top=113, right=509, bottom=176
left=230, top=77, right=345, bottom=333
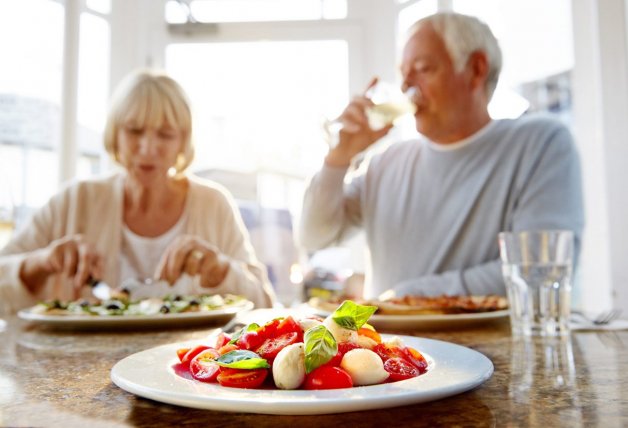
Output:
left=403, top=346, right=428, bottom=373
left=217, top=368, right=268, bottom=389
left=358, top=326, right=382, bottom=344
left=275, top=316, right=303, bottom=341
left=237, top=330, right=264, bottom=350
left=214, top=332, right=232, bottom=349
left=373, top=343, right=407, bottom=362
left=190, top=349, right=221, bottom=382
left=255, top=331, right=299, bottom=361
left=181, top=345, right=212, bottom=369
left=383, top=357, right=420, bottom=381
left=256, top=318, right=282, bottom=341
left=304, top=366, right=353, bottom=390
left=325, top=342, right=360, bottom=367
left=176, top=347, right=191, bottom=363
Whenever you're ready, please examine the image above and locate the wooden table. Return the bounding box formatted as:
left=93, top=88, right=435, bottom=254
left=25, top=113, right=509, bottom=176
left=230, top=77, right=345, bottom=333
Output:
left=1, top=310, right=627, bottom=427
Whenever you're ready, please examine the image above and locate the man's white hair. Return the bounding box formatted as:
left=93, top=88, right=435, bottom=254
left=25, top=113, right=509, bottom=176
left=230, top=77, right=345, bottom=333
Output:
left=409, top=12, right=502, bottom=100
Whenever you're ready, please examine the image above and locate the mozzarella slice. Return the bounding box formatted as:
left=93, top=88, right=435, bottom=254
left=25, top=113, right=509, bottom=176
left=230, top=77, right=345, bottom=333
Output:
left=323, top=316, right=358, bottom=344
left=272, top=343, right=306, bottom=390
left=298, top=317, right=322, bottom=332
left=357, top=335, right=378, bottom=350
left=340, top=348, right=389, bottom=386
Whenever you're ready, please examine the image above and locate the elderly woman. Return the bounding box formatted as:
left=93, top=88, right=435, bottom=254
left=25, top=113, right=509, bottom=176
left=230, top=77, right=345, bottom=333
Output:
left=0, top=69, right=275, bottom=312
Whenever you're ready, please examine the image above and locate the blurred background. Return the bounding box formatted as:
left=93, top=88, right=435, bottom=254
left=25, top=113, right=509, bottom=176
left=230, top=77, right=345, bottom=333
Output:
left=0, top=0, right=626, bottom=311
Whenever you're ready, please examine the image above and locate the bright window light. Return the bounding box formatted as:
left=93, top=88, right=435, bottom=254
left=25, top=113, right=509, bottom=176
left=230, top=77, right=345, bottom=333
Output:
left=165, top=0, right=347, bottom=23
left=86, top=0, right=111, bottom=15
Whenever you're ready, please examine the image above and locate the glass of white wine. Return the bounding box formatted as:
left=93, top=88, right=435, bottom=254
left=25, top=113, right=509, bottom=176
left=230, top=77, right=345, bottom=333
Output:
left=364, top=81, right=418, bottom=130
left=323, top=81, right=418, bottom=148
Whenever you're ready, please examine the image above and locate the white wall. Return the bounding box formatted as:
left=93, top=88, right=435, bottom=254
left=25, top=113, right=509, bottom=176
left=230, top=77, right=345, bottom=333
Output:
left=571, top=0, right=628, bottom=311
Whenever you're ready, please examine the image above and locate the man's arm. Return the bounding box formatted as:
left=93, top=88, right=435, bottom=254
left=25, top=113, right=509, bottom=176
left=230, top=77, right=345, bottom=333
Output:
left=392, top=260, right=504, bottom=297
left=298, top=164, right=362, bottom=251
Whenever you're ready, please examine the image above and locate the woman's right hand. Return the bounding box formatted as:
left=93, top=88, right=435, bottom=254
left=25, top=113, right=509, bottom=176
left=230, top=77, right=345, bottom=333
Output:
left=19, top=234, right=104, bottom=297
left=325, top=77, right=393, bottom=168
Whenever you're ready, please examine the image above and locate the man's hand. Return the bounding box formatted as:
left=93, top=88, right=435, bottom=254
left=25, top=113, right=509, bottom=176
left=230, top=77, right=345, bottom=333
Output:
left=156, top=235, right=230, bottom=288
left=325, top=77, right=393, bottom=167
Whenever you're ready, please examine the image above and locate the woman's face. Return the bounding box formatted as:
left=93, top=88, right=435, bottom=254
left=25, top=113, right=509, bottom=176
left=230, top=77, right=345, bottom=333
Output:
left=117, top=120, right=184, bottom=187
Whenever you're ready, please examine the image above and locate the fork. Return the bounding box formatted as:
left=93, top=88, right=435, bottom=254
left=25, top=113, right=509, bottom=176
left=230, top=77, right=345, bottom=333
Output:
left=592, top=309, right=622, bottom=325
left=572, top=309, right=622, bottom=325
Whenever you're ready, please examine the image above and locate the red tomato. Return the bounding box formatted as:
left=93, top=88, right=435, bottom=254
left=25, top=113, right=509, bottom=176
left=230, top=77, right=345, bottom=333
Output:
left=217, top=368, right=268, bottom=389
left=325, top=342, right=360, bottom=367
left=190, top=349, right=221, bottom=382
left=383, top=357, right=420, bottom=381
left=276, top=316, right=303, bottom=340
left=373, top=343, right=407, bottom=362
left=181, top=345, right=212, bottom=369
left=403, top=346, right=428, bottom=373
left=237, top=330, right=264, bottom=351
left=214, top=333, right=232, bottom=349
left=304, top=366, right=353, bottom=390
left=176, top=347, right=191, bottom=363
left=255, top=331, right=299, bottom=361
left=256, top=318, right=282, bottom=341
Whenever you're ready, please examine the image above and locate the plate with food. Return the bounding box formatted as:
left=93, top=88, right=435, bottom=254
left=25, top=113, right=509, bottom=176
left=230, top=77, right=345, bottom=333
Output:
left=18, top=294, right=253, bottom=329
left=308, top=294, right=509, bottom=330
left=111, top=300, right=494, bottom=415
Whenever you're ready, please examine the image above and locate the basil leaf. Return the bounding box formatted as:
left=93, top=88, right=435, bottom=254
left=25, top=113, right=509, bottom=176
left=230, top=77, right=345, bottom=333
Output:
left=331, top=300, right=378, bottom=331
left=228, top=323, right=260, bottom=345
left=215, top=350, right=270, bottom=369
left=304, top=325, right=337, bottom=374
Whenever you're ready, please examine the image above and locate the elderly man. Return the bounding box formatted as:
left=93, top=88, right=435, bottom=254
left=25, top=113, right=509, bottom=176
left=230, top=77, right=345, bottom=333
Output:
left=299, top=12, right=584, bottom=299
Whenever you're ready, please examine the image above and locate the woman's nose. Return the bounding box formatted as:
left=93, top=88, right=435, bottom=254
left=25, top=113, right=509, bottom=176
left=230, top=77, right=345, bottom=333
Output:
left=137, top=132, right=156, bottom=154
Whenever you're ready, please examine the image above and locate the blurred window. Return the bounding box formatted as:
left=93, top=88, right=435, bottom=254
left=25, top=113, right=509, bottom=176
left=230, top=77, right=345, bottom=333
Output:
left=452, top=0, right=574, bottom=121
left=0, top=1, right=110, bottom=229
left=166, top=40, right=349, bottom=212
left=165, top=0, right=347, bottom=23
left=0, top=0, right=64, bottom=225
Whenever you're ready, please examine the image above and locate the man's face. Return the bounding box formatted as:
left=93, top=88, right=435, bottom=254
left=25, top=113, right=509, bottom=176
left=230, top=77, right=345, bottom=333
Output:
left=400, top=23, right=476, bottom=143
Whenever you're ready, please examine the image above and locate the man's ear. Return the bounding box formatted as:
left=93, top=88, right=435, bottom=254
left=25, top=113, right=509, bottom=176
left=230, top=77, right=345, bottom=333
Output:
left=467, top=50, right=489, bottom=91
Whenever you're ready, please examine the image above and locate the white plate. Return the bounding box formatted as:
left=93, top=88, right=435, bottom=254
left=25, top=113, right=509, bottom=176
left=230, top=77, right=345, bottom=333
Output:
left=310, top=305, right=509, bottom=330
left=363, top=310, right=510, bottom=330
left=17, top=300, right=253, bottom=329
left=111, top=335, right=493, bottom=415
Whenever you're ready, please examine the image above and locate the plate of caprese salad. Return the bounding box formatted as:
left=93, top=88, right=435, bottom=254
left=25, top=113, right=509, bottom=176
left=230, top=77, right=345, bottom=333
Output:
left=111, top=301, right=493, bottom=414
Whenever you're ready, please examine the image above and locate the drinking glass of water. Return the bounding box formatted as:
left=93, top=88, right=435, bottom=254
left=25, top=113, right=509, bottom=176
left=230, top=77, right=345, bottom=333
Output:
left=498, top=230, right=574, bottom=336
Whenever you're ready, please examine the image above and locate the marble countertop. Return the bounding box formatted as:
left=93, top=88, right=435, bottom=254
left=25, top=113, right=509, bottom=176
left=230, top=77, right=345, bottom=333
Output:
left=1, top=310, right=627, bottom=427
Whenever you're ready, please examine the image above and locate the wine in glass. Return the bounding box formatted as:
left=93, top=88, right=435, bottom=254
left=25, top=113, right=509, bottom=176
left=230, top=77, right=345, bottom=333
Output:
left=365, top=81, right=418, bottom=130
left=323, top=81, right=419, bottom=147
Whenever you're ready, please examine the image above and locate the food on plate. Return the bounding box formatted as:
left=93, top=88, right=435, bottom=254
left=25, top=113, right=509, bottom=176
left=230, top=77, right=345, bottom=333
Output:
left=309, top=294, right=508, bottom=316
left=174, top=300, right=429, bottom=390
left=31, top=294, right=247, bottom=316
left=340, top=348, right=389, bottom=386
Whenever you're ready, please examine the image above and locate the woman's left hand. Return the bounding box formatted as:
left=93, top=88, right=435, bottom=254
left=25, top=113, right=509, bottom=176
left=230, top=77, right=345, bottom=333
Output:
left=156, top=235, right=230, bottom=288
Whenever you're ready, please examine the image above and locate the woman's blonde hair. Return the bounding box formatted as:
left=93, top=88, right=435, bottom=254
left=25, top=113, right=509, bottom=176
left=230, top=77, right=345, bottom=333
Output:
left=103, top=69, right=194, bottom=174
